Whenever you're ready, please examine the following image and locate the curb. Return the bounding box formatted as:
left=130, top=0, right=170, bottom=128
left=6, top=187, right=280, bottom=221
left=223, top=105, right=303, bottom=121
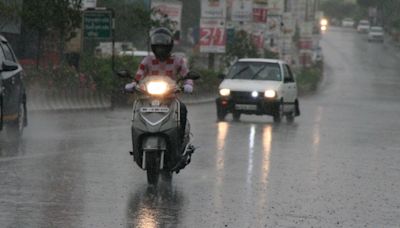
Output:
left=27, top=88, right=112, bottom=111
left=27, top=89, right=215, bottom=111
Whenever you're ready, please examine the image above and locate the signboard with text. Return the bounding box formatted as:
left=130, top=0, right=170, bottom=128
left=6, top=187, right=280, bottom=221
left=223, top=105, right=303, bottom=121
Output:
left=253, top=6, right=268, bottom=23
left=231, top=0, right=253, bottom=22
left=82, top=0, right=97, bottom=9
left=83, top=10, right=113, bottom=39
left=200, top=18, right=226, bottom=53
left=201, top=0, right=226, bottom=18
left=151, top=1, right=182, bottom=41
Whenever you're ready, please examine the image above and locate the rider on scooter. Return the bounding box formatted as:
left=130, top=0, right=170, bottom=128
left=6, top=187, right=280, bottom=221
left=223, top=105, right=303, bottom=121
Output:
left=125, top=27, right=193, bottom=142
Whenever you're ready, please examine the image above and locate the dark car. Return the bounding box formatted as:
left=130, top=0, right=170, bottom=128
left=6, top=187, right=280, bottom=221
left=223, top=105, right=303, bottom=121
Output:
left=0, top=35, right=27, bottom=138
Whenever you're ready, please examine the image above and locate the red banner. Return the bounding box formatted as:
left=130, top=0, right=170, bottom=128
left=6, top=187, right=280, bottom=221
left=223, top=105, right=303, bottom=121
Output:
left=253, top=8, right=268, bottom=23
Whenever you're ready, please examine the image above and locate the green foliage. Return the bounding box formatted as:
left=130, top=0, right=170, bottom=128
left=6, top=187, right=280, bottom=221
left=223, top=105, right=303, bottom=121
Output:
left=22, top=0, right=82, bottom=36
left=223, top=30, right=260, bottom=66
left=263, top=49, right=279, bottom=59
left=191, top=68, right=222, bottom=94
left=357, top=0, right=400, bottom=28
left=80, top=56, right=141, bottom=94
left=296, top=63, right=323, bottom=93
left=24, top=56, right=140, bottom=94
left=97, top=0, right=151, bottom=48
left=0, top=1, right=20, bottom=30
left=321, top=0, right=358, bottom=20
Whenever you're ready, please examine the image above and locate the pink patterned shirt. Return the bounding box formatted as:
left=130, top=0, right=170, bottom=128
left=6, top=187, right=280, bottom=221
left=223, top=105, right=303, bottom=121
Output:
left=134, top=54, right=193, bottom=85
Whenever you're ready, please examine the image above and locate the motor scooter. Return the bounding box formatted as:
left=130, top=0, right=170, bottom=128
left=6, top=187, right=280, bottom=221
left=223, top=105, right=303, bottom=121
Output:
left=119, top=71, right=200, bottom=185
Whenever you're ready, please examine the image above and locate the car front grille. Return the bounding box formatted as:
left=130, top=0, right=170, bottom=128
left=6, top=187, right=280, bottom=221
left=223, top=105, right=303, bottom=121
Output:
left=231, top=91, right=258, bottom=103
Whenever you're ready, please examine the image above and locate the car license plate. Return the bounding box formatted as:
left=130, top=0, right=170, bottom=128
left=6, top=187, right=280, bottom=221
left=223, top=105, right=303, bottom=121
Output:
left=235, top=104, right=257, bottom=111
left=140, top=107, right=169, bottom=113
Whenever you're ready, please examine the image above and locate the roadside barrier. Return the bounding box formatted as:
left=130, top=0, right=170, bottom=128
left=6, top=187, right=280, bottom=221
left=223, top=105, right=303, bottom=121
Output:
left=27, top=88, right=111, bottom=111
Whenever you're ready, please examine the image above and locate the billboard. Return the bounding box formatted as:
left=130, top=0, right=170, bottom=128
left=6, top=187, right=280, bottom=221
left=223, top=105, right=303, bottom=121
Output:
left=201, top=0, right=226, bottom=18
left=199, top=18, right=226, bottom=53
left=231, top=0, right=253, bottom=22
left=151, top=1, right=182, bottom=41
left=253, top=5, right=268, bottom=23
left=82, top=0, right=97, bottom=9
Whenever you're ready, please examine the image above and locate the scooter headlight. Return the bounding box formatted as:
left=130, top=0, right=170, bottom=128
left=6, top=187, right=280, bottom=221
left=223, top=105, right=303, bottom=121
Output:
left=146, top=81, right=169, bottom=95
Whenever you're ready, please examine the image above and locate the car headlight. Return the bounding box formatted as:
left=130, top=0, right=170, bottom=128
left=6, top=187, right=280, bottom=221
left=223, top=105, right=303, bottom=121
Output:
left=219, top=88, right=230, bottom=96
left=320, top=18, right=328, bottom=26
left=264, top=90, right=276, bottom=98
left=146, top=81, right=169, bottom=95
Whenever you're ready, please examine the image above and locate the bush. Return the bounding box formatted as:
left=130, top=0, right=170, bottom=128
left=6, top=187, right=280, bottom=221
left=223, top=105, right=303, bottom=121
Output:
left=23, top=55, right=222, bottom=106
left=296, top=62, right=323, bottom=93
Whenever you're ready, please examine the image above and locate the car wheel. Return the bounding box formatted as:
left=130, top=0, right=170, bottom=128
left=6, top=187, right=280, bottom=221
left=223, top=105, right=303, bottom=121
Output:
left=232, top=112, right=241, bottom=121
left=273, top=101, right=283, bottom=123
left=0, top=94, right=3, bottom=131
left=286, top=113, right=295, bottom=123
left=161, top=170, right=173, bottom=182
left=216, top=104, right=227, bottom=121
left=6, top=102, right=25, bottom=140
left=295, top=99, right=301, bottom=116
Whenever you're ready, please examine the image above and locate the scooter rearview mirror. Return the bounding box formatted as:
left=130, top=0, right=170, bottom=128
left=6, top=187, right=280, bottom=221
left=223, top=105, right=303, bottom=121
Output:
left=116, top=70, right=132, bottom=79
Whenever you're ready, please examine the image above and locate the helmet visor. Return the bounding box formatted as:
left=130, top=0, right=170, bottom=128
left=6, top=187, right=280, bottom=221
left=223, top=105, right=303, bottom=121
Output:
left=151, top=33, right=172, bottom=45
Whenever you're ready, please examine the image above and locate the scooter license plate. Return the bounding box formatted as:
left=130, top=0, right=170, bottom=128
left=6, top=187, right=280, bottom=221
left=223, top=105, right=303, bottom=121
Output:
left=235, top=104, right=257, bottom=111
left=140, top=107, right=170, bottom=113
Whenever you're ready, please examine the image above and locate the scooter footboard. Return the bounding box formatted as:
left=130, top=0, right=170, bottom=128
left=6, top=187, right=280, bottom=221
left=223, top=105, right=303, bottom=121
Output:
left=140, top=136, right=167, bottom=170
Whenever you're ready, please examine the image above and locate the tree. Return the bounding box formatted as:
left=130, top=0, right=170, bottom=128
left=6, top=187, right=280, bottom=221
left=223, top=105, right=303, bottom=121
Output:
left=321, top=0, right=358, bottom=21
left=357, top=0, right=400, bottom=28
left=0, top=1, right=20, bottom=31
left=223, top=30, right=259, bottom=66
left=21, top=0, right=82, bottom=67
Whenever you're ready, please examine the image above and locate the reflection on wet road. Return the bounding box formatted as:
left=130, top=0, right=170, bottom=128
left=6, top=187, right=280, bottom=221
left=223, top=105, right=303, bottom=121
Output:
left=1, top=27, right=400, bottom=227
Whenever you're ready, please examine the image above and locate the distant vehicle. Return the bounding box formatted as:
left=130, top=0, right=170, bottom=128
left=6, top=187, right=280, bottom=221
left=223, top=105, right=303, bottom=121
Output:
left=357, top=20, right=370, bottom=33
left=368, top=26, right=384, bottom=42
left=342, top=18, right=355, bottom=27
left=216, top=58, right=300, bottom=123
left=0, top=35, right=27, bottom=138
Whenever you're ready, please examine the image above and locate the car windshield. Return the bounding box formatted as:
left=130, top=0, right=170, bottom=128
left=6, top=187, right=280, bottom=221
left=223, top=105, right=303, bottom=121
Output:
left=371, top=27, right=383, bottom=32
left=227, top=62, right=282, bottom=81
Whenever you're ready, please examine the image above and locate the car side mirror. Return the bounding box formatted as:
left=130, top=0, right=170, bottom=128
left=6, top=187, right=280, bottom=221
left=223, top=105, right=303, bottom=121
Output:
left=284, top=78, right=293, bottom=83
left=218, top=73, right=225, bottom=80
left=1, top=61, right=19, bottom=72
left=116, top=70, right=132, bottom=79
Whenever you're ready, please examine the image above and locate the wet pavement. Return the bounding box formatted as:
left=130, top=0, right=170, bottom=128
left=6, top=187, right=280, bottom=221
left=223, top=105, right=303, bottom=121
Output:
left=1, top=27, right=400, bottom=227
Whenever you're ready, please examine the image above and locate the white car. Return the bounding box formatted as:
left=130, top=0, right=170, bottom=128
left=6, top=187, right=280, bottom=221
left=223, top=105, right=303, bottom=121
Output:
left=357, top=20, right=370, bottom=33
left=342, top=18, right=355, bottom=27
left=368, top=26, right=384, bottom=42
left=216, top=58, right=300, bottom=122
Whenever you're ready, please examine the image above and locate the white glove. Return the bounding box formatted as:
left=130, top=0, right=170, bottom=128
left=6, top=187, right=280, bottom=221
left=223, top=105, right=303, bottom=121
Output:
left=125, top=82, right=136, bottom=92
left=183, top=84, right=193, bottom=93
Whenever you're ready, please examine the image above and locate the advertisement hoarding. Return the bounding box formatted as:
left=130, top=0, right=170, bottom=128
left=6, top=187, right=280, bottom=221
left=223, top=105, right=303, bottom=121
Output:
left=151, top=1, right=182, bottom=41
left=201, top=0, right=226, bottom=18
left=200, top=18, right=226, bottom=53
left=253, top=6, right=268, bottom=23
left=231, top=0, right=253, bottom=22
left=82, top=0, right=97, bottom=9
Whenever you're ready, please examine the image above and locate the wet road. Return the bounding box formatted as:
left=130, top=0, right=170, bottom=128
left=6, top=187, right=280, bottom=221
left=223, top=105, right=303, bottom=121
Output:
left=1, top=27, right=400, bottom=227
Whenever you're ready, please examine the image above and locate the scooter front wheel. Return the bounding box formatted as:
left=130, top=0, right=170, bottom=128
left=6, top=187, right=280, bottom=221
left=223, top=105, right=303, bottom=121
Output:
left=146, top=152, right=160, bottom=185
left=147, top=168, right=160, bottom=185
left=161, top=170, right=173, bottom=182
